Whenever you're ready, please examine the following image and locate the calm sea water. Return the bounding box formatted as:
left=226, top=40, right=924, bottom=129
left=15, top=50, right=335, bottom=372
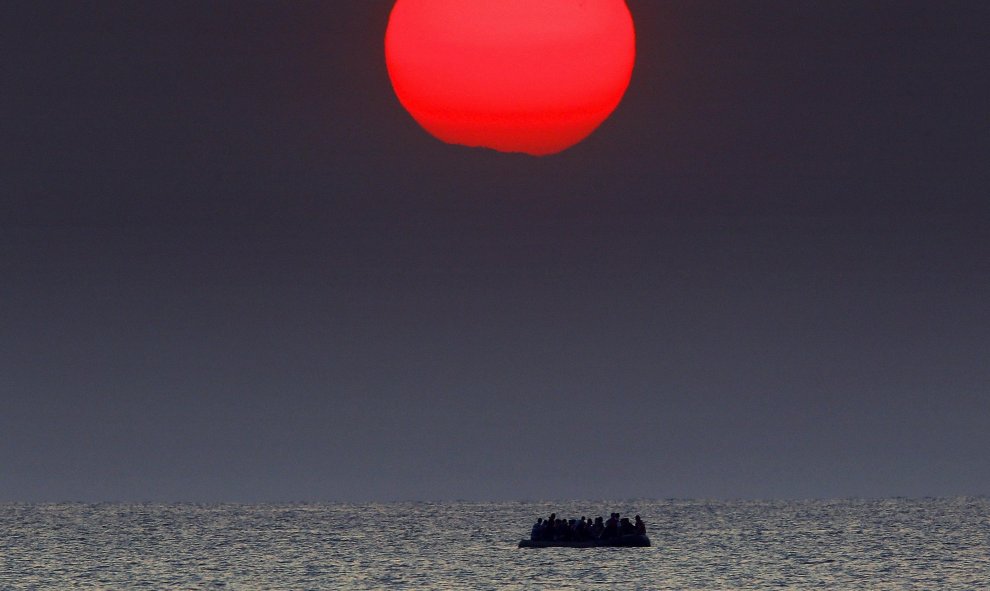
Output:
left=1, top=499, right=988, bottom=590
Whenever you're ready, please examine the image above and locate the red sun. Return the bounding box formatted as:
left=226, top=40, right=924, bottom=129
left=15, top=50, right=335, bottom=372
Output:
left=385, top=0, right=636, bottom=156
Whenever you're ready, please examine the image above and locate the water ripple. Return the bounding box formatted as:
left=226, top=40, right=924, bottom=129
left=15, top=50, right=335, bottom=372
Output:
left=0, top=498, right=987, bottom=589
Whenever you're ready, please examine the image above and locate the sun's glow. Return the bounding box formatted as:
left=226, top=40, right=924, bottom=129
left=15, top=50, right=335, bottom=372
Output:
left=386, top=0, right=636, bottom=156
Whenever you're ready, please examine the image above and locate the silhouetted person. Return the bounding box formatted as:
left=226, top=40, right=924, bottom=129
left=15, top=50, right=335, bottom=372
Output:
left=591, top=516, right=605, bottom=539
left=545, top=513, right=556, bottom=540
left=634, top=515, right=646, bottom=536
left=531, top=518, right=543, bottom=541
left=619, top=517, right=634, bottom=536
left=602, top=513, right=619, bottom=539
left=576, top=517, right=588, bottom=540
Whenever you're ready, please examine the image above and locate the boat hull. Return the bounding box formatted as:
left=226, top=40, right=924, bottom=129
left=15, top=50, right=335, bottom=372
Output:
left=518, top=534, right=651, bottom=548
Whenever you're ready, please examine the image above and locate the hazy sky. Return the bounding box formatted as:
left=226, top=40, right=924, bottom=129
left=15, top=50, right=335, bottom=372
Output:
left=3, top=1, right=988, bottom=502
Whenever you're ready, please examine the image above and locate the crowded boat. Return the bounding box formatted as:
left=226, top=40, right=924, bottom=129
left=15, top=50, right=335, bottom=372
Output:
left=518, top=512, right=651, bottom=548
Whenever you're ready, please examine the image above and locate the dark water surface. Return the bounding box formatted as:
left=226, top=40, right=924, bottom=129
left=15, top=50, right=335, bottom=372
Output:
left=1, top=499, right=988, bottom=589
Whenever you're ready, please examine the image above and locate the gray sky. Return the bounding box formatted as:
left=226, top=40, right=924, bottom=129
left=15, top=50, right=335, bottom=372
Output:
left=2, top=0, right=988, bottom=501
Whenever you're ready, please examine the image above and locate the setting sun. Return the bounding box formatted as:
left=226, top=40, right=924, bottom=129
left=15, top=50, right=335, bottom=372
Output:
left=385, top=0, right=636, bottom=156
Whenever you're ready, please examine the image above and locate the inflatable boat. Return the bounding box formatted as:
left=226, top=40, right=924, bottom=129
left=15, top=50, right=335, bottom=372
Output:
left=518, top=534, right=651, bottom=548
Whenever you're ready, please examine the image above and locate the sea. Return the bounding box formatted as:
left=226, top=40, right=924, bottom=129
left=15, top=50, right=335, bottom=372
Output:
left=1, top=498, right=988, bottom=590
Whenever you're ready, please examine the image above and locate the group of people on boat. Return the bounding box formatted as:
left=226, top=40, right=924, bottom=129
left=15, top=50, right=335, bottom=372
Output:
left=530, top=512, right=646, bottom=542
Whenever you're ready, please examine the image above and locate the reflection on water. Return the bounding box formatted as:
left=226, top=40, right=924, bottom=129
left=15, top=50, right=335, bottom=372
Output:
left=1, top=498, right=987, bottom=589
